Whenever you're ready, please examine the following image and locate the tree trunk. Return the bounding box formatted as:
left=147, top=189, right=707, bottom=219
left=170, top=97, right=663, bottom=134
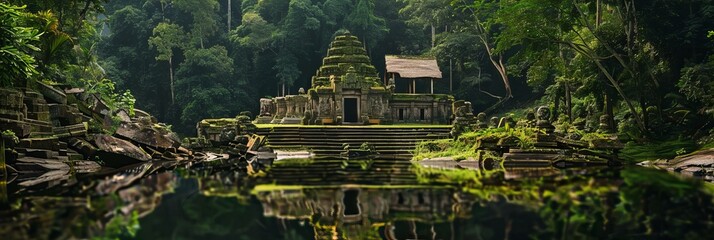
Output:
left=431, top=24, right=436, bottom=48
left=1, top=139, right=7, bottom=178
left=169, top=58, right=175, bottom=104
left=565, top=83, right=572, bottom=123
left=595, top=0, right=602, bottom=28
left=227, top=0, right=232, bottom=32
left=640, top=95, right=648, bottom=130
left=554, top=87, right=562, bottom=122
left=604, top=90, right=615, bottom=130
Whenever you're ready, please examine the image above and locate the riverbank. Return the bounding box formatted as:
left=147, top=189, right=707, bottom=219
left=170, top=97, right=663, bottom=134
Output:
left=641, top=148, right=714, bottom=182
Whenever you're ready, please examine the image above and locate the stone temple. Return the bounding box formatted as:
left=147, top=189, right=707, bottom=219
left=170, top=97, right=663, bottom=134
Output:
left=254, top=31, right=454, bottom=125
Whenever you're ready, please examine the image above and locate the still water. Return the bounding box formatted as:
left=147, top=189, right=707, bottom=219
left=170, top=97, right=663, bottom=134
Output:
left=1, top=158, right=714, bottom=240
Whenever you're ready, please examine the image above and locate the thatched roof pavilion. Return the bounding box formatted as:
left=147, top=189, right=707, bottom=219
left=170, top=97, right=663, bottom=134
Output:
left=385, top=55, right=442, bottom=94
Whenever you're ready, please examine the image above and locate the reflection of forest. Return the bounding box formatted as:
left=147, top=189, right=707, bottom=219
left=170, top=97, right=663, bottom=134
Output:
left=0, top=171, right=177, bottom=240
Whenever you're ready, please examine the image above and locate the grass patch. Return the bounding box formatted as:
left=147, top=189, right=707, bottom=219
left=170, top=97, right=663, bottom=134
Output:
left=701, top=140, right=714, bottom=150
left=413, top=139, right=478, bottom=161
left=619, top=139, right=698, bottom=163
left=413, top=127, right=542, bottom=161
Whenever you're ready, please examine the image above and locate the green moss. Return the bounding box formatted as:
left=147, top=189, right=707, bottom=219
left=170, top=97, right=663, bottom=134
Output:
left=460, top=127, right=542, bottom=149
left=413, top=127, right=541, bottom=161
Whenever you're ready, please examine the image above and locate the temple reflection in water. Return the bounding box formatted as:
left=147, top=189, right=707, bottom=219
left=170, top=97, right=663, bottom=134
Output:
left=255, top=186, right=473, bottom=239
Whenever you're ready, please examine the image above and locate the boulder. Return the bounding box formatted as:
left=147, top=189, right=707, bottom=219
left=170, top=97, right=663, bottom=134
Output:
left=36, top=81, right=67, bottom=104
left=115, top=119, right=181, bottom=150
left=67, top=137, right=97, bottom=158
left=93, top=134, right=151, bottom=168
left=670, top=149, right=714, bottom=170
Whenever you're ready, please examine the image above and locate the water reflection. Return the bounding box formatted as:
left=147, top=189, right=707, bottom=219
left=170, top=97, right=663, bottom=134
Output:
left=256, top=186, right=469, bottom=239
left=0, top=169, right=176, bottom=239
left=1, top=159, right=714, bottom=239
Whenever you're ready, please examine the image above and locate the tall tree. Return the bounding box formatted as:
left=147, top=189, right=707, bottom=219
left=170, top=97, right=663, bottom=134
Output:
left=175, top=46, right=237, bottom=131
left=174, top=0, right=220, bottom=48
left=346, top=0, right=388, bottom=53
left=453, top=0, right=513, bottom=111
left=148, top=22, right=187, bottom=104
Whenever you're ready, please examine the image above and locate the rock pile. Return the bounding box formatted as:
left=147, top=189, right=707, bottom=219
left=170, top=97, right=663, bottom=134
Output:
left=0, top=83, right=217, bottom=188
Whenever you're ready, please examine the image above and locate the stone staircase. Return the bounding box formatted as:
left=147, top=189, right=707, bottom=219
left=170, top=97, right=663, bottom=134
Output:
left=255, top=126, right=452, bottom=160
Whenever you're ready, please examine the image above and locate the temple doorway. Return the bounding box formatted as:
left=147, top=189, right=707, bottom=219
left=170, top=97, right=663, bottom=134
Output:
left=343, top=97, right=359, bottom=123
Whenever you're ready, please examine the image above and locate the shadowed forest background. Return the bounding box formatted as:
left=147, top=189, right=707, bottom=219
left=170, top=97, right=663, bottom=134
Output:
left=3, top=0, right=714, bottom=145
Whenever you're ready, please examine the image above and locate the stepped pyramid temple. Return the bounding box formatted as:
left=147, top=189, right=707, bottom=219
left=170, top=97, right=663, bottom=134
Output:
left=254, top=32, right=454, bottom=125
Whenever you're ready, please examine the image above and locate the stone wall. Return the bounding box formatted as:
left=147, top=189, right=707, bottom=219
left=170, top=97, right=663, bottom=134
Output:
left=390, top=94, right=453, bottom=124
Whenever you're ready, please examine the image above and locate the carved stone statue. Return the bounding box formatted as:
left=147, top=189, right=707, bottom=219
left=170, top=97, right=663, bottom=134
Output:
left=318, top=97, right=331, bottom=117
left=370, top=97, right=378, bottom=117
left=387, top=77, right=396, bottom=92
left=302, top=109, right=312, bottom=125
left=476, top=112, right=488, bottom=129
left=298, top=87, right=306, bottom=95
left=536, top=106, right=555, bottom=133
left=505, top=114, right=516, bottom=128
left=598, top=114, right=614, bottom=133
left=259, top=98, right=274, bottom=117
left=489, top=117, right=499, bottom=128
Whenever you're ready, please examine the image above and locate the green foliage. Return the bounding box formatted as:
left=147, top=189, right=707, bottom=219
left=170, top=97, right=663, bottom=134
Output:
left=620, top=139, right=698, bottom=163
left=174, top=0, right=220, bottom=48
left=69, top=77, right=136, bottom=114
left=346, top=0, right=388, bottom=50
left=460, top=127, right=542, bottom=149
left=148, top=22, right=186, bottom=61
left=1, top=130, right=19, bottom=144
left=678, top=56, right=714, bottom=117
left=231, top=12, right=276, bottom=50
left=176, top=45, right=243, bottom=132
left=0, top=3, right=41, bottom=87
left=414, top=127, right=542, bottom=161
left=97, top=210, right=140, bottom=240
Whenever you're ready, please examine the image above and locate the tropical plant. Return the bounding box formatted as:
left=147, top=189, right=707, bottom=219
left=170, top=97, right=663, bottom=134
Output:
left=0, top=3, right=41, bottom=87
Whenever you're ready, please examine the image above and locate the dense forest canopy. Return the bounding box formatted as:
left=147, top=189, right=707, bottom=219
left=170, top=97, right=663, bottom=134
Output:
left=2, top=0, right=714, bottom=142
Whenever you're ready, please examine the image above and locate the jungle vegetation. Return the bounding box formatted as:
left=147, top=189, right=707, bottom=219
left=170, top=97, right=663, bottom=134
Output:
left=1, top=0, right=714, bottom=144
